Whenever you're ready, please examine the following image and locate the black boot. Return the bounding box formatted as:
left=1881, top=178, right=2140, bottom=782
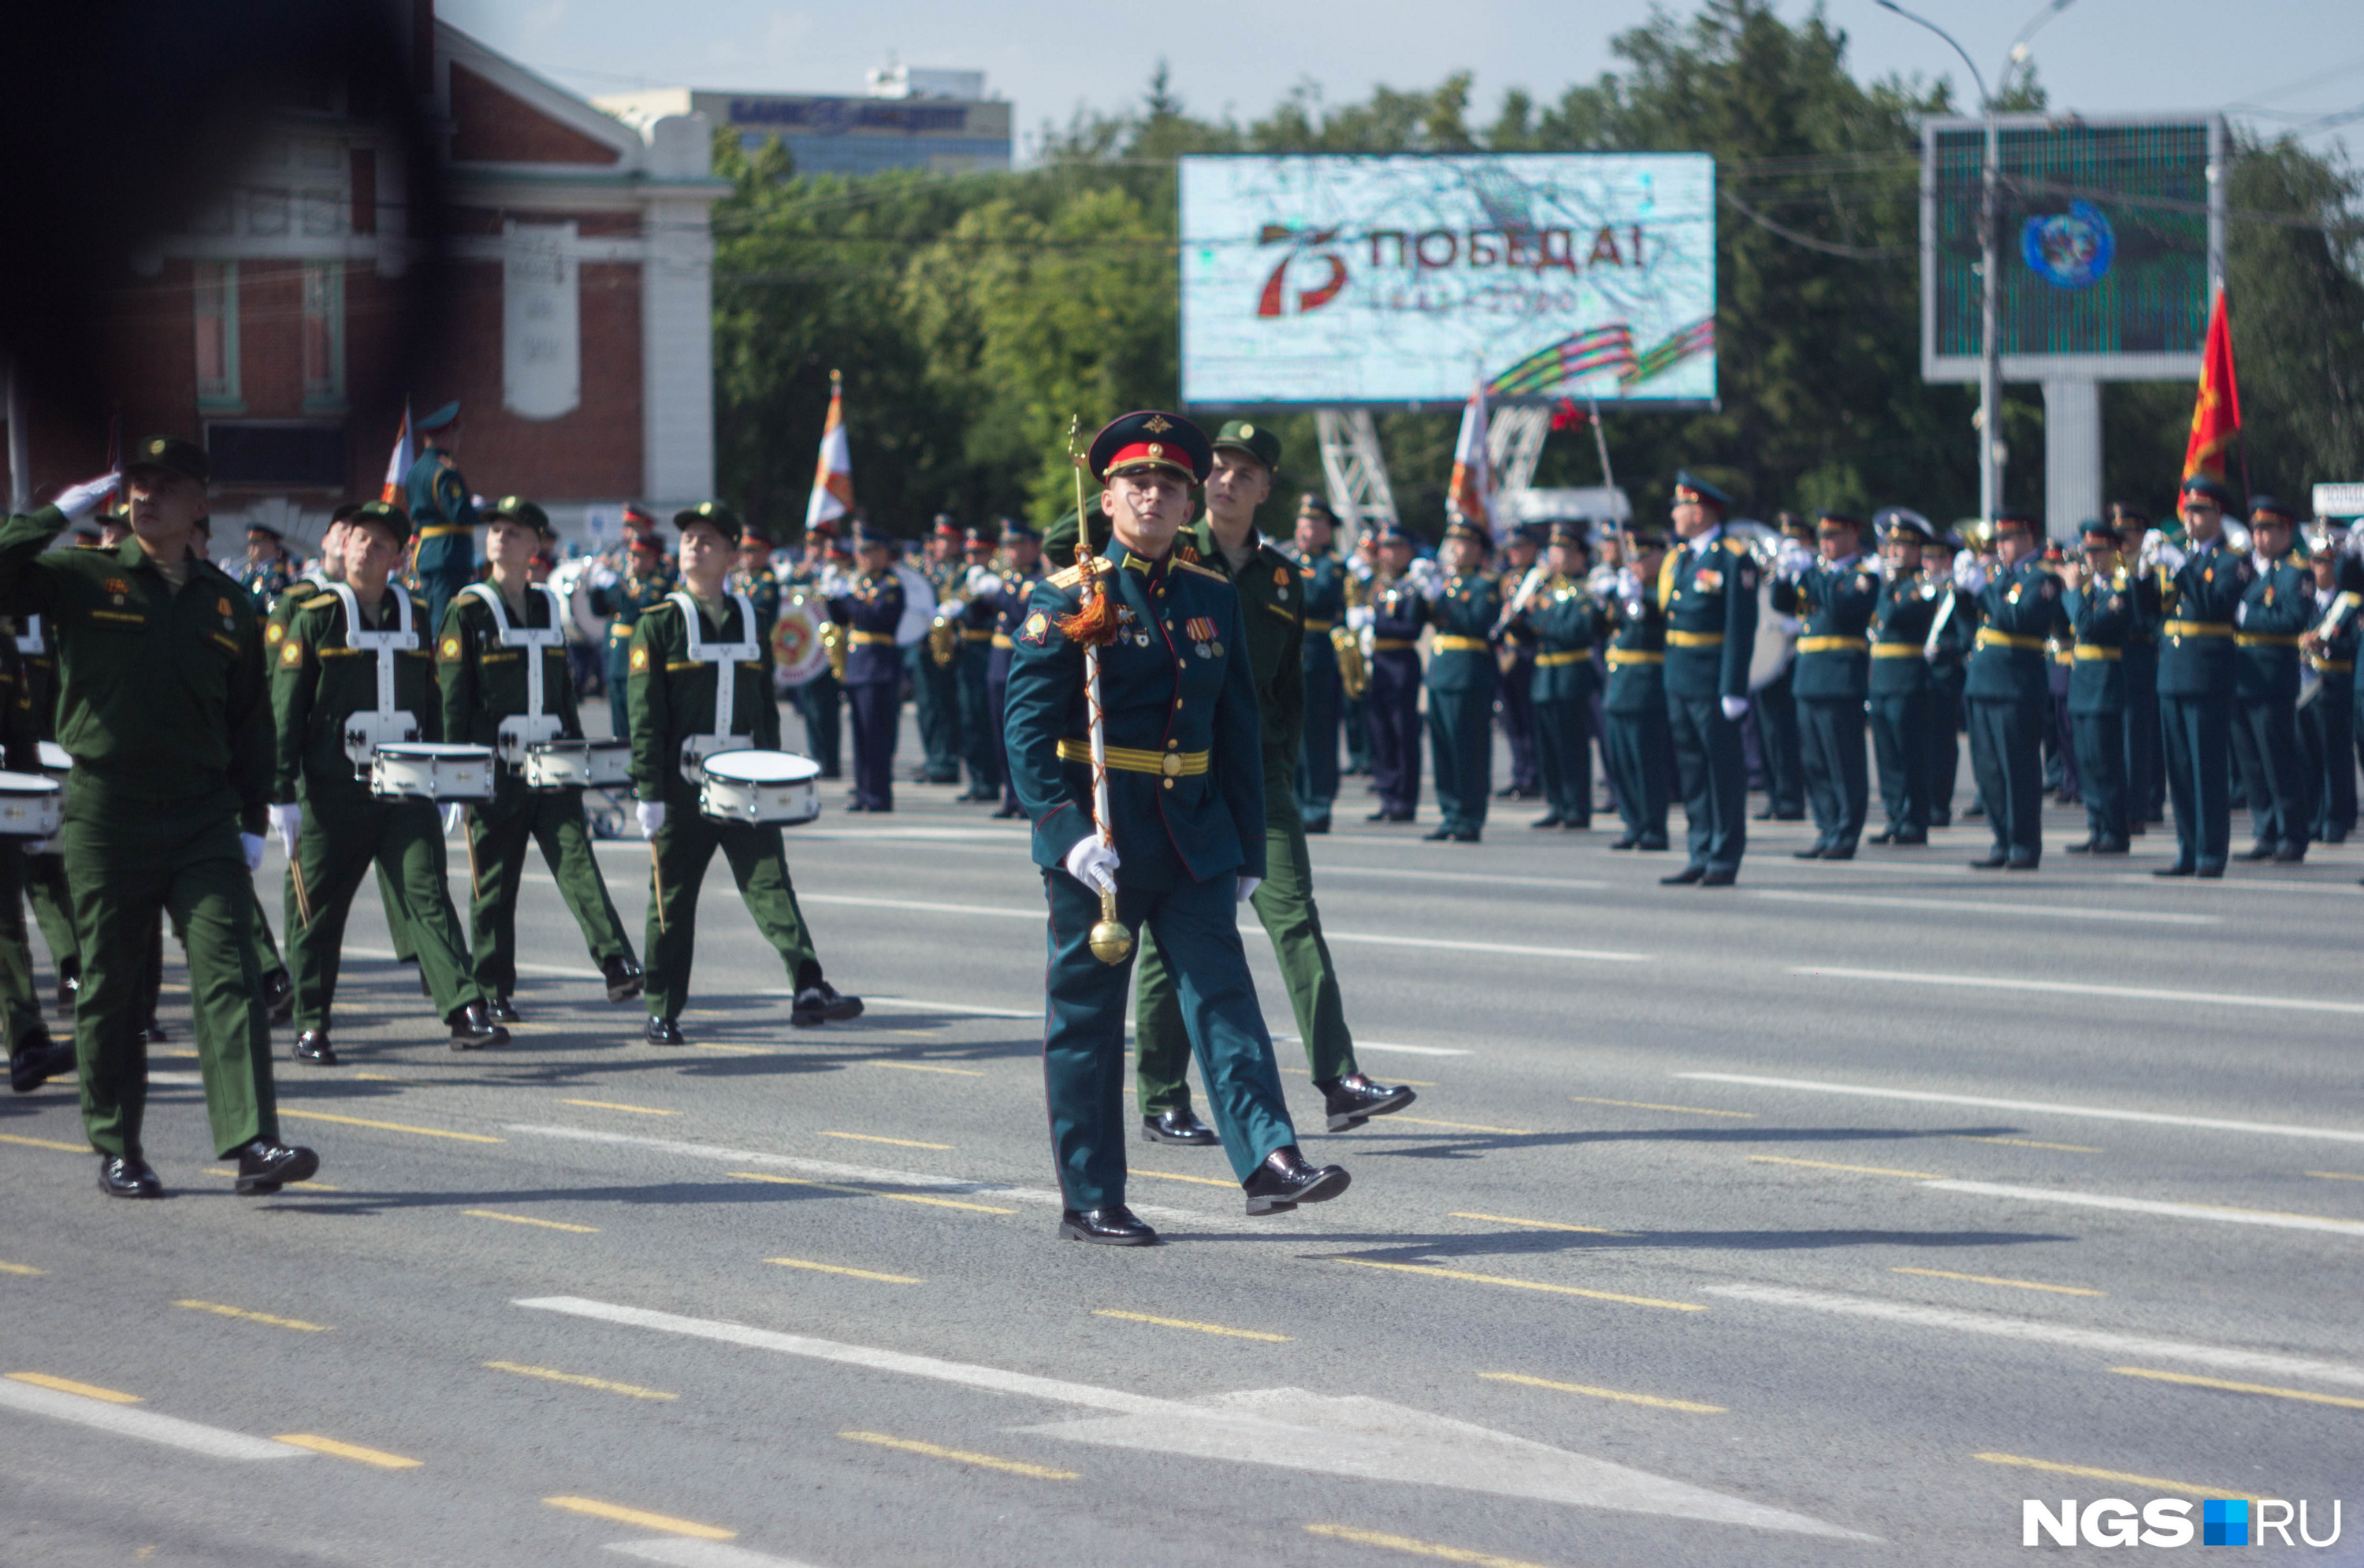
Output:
left=488, top=997, right=522, bottom=1025
left=448, top=1001, right=507, bottom=1050
left=229, top=1137, right=319, bottom=1195
left=1243, top=1146, right=1351, bottom=1216
left=98, top=1154, right=162, bottom=1199
left=1316, top=1073, right=1415, bottom=1131
left=645, top=1016, right=684, bottom=1046
left=1140, top=1108, right=1219, bottom=1146
left=9, top=1031, right=74, bottom=1094
left=790, top=979, right=864, bottom=1027
left=292, top=1031, right=338, bottom=1067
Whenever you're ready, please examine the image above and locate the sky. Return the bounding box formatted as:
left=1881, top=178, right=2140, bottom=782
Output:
left=443, top=0, right=2363, bottom=162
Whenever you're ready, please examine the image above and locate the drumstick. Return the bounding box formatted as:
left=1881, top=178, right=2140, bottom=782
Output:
left=462, top=806, right=481, bottom=901
left=649, top=845, right=667, bottom=934
left=288, top=854, right=314, bottom=931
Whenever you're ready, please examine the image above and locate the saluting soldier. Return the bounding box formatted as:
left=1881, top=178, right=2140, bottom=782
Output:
left=1602, top=521, right=1673, bottom=850
left=2299, top=526, right=2358, bottom=844
left=2230, top=497, right=2314, bottom=863
left=1865, top=511, right=1944, bottom=845
left=1132, top=420, right=1412, bottom=1150
left=980, top=518, right=1045, bottom=819
left=1005, top=411, right=1349, bottom=1245
left=438, top=498, right=644, bottom=1019
left=1658, top=471, right=1758, bottom=886
left=1516, top=522, right=1601, bottom=830
left=1492, top=522, right=1544, bottom=802
left=0, top=439, right=315, bottom=1198
left=1420, top=519, right=1502, bottom=843
left=592, top=511, right=676, bottom=742
left=400, top=402, right=477, bottom=637
left=1957, top=510, right=2068, bottom=870
left=951, top=523, right=1003, bottom=802
left=1359, top=525, right=1423, bottom=823
left=1777, top=511, right=1878, bottom=859
left=2109, top=503, right=2165, bottom=835
left=829, top=525, right=905, bottom=813
left=1288, top=496, right=1347, bottom=834
left=2060, top=518, right=2135, bottom=854
left=273, top=500, right=505, bottom=1062
left=630, top=503, right=864, bottom=1041
left=2152, top=475, right=2249, bottom=878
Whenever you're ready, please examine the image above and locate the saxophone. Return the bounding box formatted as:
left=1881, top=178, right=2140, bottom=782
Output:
left=1334, top=567, right=1370, bottom=699
left=820, top=620, right=847, bottom=682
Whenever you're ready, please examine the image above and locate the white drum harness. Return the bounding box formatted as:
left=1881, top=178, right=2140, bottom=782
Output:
left=668, top=589, right=760, bottom=781
left=328, top=583, right=421, bottom=768
left=462, top=581, right=569, bottom=765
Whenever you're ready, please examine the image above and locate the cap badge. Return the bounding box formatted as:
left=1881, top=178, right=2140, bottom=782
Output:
left=1142, top=414, right=1174, bottom=434
left=1240, top=423, right=1255, bottom=437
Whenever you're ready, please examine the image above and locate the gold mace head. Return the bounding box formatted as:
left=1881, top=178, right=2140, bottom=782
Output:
left=1087, top=918, right=1134, bottom=966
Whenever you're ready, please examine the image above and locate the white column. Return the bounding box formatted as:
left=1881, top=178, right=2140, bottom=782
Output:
left=2042, top=376, right=2102, bottom=543
left=640, top=114, right=716, bottom=508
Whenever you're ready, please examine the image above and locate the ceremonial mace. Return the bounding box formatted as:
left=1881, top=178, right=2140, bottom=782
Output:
left=1069, top=418, right=1132, bottom=966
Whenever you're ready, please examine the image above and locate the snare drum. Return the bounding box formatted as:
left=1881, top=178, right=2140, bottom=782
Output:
left=370, top=742, right=496, bottom=802
left=697, top=749, right=822, bottom=827
left=523, top=738, right=630, bottom=791
left=0, top=771, right=64, bottom=839
left=35, top=741, right=71, bottom=775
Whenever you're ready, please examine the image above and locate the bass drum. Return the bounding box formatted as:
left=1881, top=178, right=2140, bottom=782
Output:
left=772, top=591, right=829, bottom=685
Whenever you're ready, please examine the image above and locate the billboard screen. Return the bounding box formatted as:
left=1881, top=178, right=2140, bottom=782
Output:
left=1923, top=115, right=2224, bottom=381
left=1178, top=154, right=1716, bottom=408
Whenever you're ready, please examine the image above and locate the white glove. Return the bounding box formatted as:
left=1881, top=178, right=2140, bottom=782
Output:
left=2235, top=600, right=2248, bottom=627
left=1237, top=875, right=1262, bottom=904
left=1345, top=605, right=1374, bottom=632
left=2152, top=539, right=2187, bottom=574
left=637, top=801, right=667, bottom=838
left=1063, top=835, right=1120, bottom=895
left=1615, top=567, right=1641, bottom=600
left=1775, top=615, right=1802, bottom=637
left=1720, top=695, right=1750, bottom=721
left=1952, top=550, right=1989, bottom=595
left=53, top=474, right=122, bottom=522
left=240, top=834, right=266, bottom=872
left=441, top=804, right=464, bottom=836
left=268, top=803, right=302, bottom=857
left=1775, top=538, right=1813, bottom=580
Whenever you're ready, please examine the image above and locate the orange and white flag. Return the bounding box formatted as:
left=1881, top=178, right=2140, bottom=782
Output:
left=379, top=402, right=413, bottom=504
left=805, top=370, right=854, bottom=531
left=1445, top=377, right=1492, bottom=535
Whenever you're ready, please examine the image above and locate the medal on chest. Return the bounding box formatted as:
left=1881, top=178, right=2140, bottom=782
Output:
left=1694, top=568, right=1722, bottom=592
left=1186, top=615, right=1221, bottom=659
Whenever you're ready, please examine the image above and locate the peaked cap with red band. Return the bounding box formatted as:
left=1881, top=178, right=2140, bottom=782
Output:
left=1087, top=410, right=1213, bottom=485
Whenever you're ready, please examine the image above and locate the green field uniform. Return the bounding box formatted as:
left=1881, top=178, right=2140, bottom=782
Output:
left=628, top=591, right=825, bottom=1021
left=1136, top=518, right=1360, bottom=1115
left=273, top=582, right=486, bottom=1031
left=438, top=582, right=635, bottom=999
left=0, top=506, right=279, bottom=1161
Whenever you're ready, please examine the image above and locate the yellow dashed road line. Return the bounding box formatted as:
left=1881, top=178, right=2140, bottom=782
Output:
left=6, top=1373, right=139, bottom=1403
left=561, top=1099, right=677, bottom=1117
left=1325, top=1258, right=1704, bottom=1311
left=2111, top=1366, right=2364, bottom=1410
left=1749, top=1154, right=1943, bottom=1179
left=545, top=1496, right=735, bottom=1539
left=275, top=1432, right=420, bottom=1468
left=0, top=1260, right=44, bottom=1276
left=1892, top=1266, right=2104, bottom=1297
left=1478, top=1371, right=1723, bottom=1413
left=1570, top=1095, right=1754, bottom=1118
left=820, top=1131, right=953, bottom=1150
left=0, top=1133, right=85, bottom=1153
left=1095, top=1309, right=1291, bottom=1342
left=2308, top=1170, right=2364, bottom=1183
left=1453, top=1211, right=1625, bottom=1235
left=280, top=1111, right=503, bottom=1144
left=1385, top=1116, right=1533, bottom=1135
left=464, top=1209, right=599, bottom=1233
left=176, top=1299, right=331, bottom=1332
left=866, top=1061, right=987, bottom=1077
left=730, top=1172, right=1014, bottom=1214
left=1952, top=1135, right=2101, bottom=1153
left=1132, top=1169, right=1236, bottom=1188
left=838, top=1430, right=1077, bottom=1480
left=768, top=1257, right=925, bottom=1284
left=485, top=1362, right=677, bottom=1401
left=1975, top=1453, right=2234, bottom=1496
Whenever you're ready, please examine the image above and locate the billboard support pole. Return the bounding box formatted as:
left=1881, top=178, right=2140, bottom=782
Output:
left=1315, top=409, right=1399, bottom=555
left=1487, top=407, right=1552, bottom=500
left=1586, top=392, right=1618, bottom=500
left=1979, top=111, right=2003, bottom=525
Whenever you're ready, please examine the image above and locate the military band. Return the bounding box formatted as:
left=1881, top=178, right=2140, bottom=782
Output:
left=1777, top=511, right=1877, bottom=860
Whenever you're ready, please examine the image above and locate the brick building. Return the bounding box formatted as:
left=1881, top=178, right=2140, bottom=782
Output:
left=0, top=1, right=723, bottom=554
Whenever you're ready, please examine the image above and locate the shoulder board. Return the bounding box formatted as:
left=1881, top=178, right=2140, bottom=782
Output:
left=1046, top=559, right=1111, bottom=590
left=299, top=593, right=340, bottom=611
left=1173, top=558, right=1229, bottom=583
left=1176, top=543, right=1202, bottom=564
left=1722, top=536, right=1749, bottom=554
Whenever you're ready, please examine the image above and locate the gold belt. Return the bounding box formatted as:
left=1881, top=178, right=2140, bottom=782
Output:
left=961, top=628, right=992, bottom=642
left=1606, top=648, right=1663, bottom=667
left=849, top=631, right=895, bottom=645
left=1056, top=738, right=1210, bottom=777
left=1431, top=634, right=1489, bottom=652
left=1796, top=635, right=1868, bottom=653
left=417, top=524, right=470, bottom=539
left=1303, top=618, right=1334, bottom=632
left=2236, top=633, right=2302, bottom=648
left=991, top=634, right=1015, bottom=649
left=1535, top=649, right=1590, bottom=667
left=2072, top=645, right=2121, bottom=661
left=1976, top=629, right=2046, bottom=650
left=2312, top=657, right=2354, bottom=672
left=1872, top=641, right=1923, bottom=658
left=1665, top=630, right=1724, bottom=648
left=1371, top=637, right=1416, bottom=652
left=2164, top=619, right=2232, bottom=637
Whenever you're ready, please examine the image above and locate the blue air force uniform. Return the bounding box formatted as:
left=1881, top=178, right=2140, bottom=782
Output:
left=1962, top=522, right=2069, bottom=868
left=1657, top=474, right=1759, bottom=882
left=828, top=535, right=905, bottom=813
left=1780, top=525, right=1879, bottom=856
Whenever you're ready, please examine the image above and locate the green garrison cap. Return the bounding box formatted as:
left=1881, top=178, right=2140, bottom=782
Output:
left=124, top=433, right=210, bottom=486
left=350, top=500, right=413, bottom=544
left=1211, top=419, right=1280, bottom=471
left=674, top=500, right=742, bottom=544
left=1039, top=503, right=1113, bottom=564
left=483, top=496, right=553, bottom=538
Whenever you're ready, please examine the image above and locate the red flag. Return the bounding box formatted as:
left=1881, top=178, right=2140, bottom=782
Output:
left=2180, top=286, right=2240, bottom=488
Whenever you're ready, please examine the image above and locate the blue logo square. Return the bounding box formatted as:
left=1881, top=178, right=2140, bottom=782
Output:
left=2203, top=1499, right=2249, bottom=1546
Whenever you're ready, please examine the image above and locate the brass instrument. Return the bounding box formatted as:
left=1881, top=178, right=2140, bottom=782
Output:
left=927, top=611, right=958, bottom=667
left=1331, top=622, right=1368, bottom=700
left=820, top=619, right=847, bottom=682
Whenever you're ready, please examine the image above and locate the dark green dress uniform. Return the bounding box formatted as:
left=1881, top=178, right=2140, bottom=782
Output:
left=1421, top=532, right=1501, bottom=842
left=1924, top=563, right=1975, bottom=827
left=402, top=414, right=477, bottom=640
left=1519, top=560, right=1601, bottom=829
left=274, top=567, right=489, bottom=1035
left=1658, top=511, right=1759, bottom=881
left=1601, top=564, right=1671, bottom=849
left=2229, top=539, right=2314, bottom=862
left=0, top=489, right=281, bottom=1165
left=2155, top=524, right=2249, bottom=876
left=13, top=615, right=82, bottom=1001
left=979, top=541, right=1045, bottom=816
left=629, top=589, right=831, bottom=1024
left=1363, top=556, right=1425, bottom=821
left=828, top=548, right=905, bottom=812
left=1136, top=513, right=1373, bottom=1128
left=2113, top=507, right=2167, bottom=828
left=2063, top=558, right=2135, bottom=852
left=1783, top=551, right=1879, bottom=856
left=1292, top=545, right=1347, bottom=830
left=1868, top=564, right=1944, bottom=842
left=1962, top=541, right=2068, bottom=868
left=952, top=552, right=1003, bottom=801
left=438, top=574, right=638, bottom=1004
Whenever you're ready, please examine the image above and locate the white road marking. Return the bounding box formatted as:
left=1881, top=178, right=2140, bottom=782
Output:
left=148, top=1072, right=203, bottom=1085
left=1674, top=1072, right=2364, bottom=1145
left=1748, top=890, right=2218, bottom=926
left=1314, top=865, right=1613, bottom=893
left=349, top=946, right=597, bottom=980
left=0, top=1380, right=310, bottom=1460
left=1922, top=1178, right=2364, bottom=1239
left=1705, top=1283, right=2364, bottom=1390
left=519, top=1297, right=1864, bottom=1538
left=801, top=894, right=1038, bottom=921
left=1793, top=965, right=2364, bottom=1015
left=866, top=998, right=1470, bottom=1056
left=607, top=1541, right=826, bottom=1568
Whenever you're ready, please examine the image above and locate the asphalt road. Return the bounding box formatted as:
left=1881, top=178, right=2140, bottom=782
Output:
left=5, top=724, right=2362, bottom=1568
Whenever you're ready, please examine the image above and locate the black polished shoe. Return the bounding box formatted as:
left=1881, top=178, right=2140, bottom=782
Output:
left=262, top=970, right=295, bottom=1026
left=1365, top=810, right=1396, bottom=823
left=2238, top=841, right=2276, bottom=862
left=489, top=997, right=522, bottom=1025
left=1318, top=1072, right=1415, bottom=1131
left=1609, top=835, right=1639, bottom=851
left=2273, top=846, right=2307, bottom=864
left=1303, top=817, right=1330, bottom=834
left=1140, top=1108, right=1220, bottom=1146
left=2065, top=837, right=2095, bottom=854
left=1451, top=830, right=1481, bottom=843
left=1243, top=1145, right=1351, bottom=1216
left=1697, top=868, right=1737, bottom=886
left=1868, top=827, right=1896, bottom=845
left=1530, top=813, right=1565, bottom=830
left=1823, top=845, right=1856, bottom=861
left=602, top=954, right=645, bottom=1004
left=292, top=1031, right=338, bottom=1067
left=2154, top=862, right=2196, bottom=877
left=9, top=1031, right=73, bottom=1094
left=790, top=980, right=864, bottom=1027
left=230, top=1137, right=319, bottom=1195
left=1968, top=853, right=2008, bottom=870
left=645, top=1016, right=685, bottom=1046
left=1421, top=826, right=1455, bottom=841
left=138, top=1016, right=167, bottom=1045
left=98, top=1154, right=162, bottom=1199
left=1058, top=1205, right=1158, bottom=1245
left=992, top=804, right=1026, bottom=819
left=1563, top=818, right=1592, bottom=831
left=2005, top=855, right=2039, bottom=871
left=1791, top=844, right=1826, bottom=860
left=448, top=1001, right=507, bottom=1050
left=1660, top=865, right=1705, bottom=885
left=2196, top=864, right=2225, bottom=879
left=1888, top=832, right=1928, bottom=846
left=2092, top=838, right=2129, bottom=855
